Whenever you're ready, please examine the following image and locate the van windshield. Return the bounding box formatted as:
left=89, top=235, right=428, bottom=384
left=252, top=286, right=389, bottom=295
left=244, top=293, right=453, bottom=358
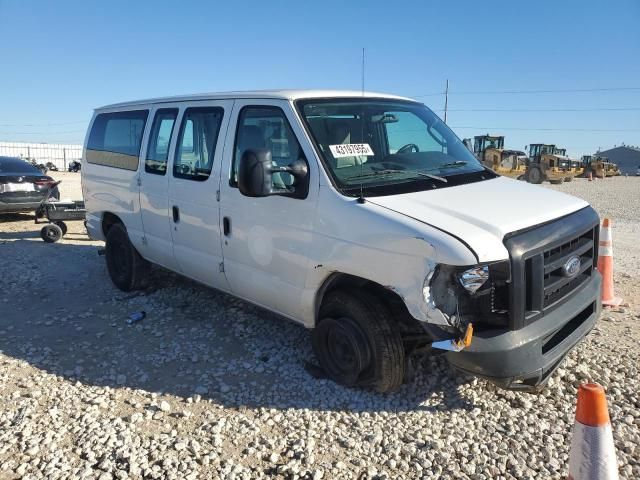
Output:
left=297, top=99, right=487, bottom=195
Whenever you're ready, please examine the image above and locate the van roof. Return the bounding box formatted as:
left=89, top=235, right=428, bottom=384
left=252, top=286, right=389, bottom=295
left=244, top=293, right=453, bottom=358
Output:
left=97, top=89, right=417, bottom=110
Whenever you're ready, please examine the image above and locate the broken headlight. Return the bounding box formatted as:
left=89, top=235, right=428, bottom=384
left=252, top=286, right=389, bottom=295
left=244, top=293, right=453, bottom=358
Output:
left=426, top=261, right=511, bottom=329
left=458, top=266, right=489, bottom=294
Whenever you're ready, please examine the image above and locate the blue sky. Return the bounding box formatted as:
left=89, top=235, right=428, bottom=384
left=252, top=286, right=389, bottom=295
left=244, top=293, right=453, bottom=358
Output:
left=1, top=0, right=638, bottom=156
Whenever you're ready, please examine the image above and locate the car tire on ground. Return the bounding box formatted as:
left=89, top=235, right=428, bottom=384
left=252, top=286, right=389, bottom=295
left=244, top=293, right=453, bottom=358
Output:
left=564, top=176, right=573, bottom=182
left=312, top=289, right=405, bottom=393
left=40, top=224, right=63, bottom=243
left=550, top=179, right=563, bottom=184
left=105, top=223, right=150, bottom=292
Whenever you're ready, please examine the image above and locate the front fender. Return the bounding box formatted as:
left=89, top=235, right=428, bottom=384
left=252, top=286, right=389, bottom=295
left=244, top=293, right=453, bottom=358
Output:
left=299, top=189, right=478, bottom=327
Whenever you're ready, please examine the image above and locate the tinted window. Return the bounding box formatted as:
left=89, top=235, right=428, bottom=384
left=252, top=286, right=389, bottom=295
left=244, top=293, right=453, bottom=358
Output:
left=146, top=108, right=178, bottom=175
left=173, top=107, right=223, bottom=181
left=0, top=156, right=41, bottom=174
left=87, top=110, right=148, bottom=170
left=232, top=106, right=305, bottom=188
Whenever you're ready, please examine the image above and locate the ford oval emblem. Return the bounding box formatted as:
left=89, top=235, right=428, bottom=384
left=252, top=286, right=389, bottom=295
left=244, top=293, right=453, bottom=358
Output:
left=562, top=255, right=581, bottom=278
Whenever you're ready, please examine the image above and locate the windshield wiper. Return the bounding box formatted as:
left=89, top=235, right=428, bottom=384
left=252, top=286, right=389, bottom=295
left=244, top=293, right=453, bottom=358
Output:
left=428, top=161, right=468, bottom=170
left=347, top=169, right=447, bottom=183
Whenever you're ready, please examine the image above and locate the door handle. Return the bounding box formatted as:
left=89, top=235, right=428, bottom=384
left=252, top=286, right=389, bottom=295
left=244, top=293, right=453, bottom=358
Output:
left=223, top=216, right=231, bottom=236
left=172, top=206, right=180, bottom=223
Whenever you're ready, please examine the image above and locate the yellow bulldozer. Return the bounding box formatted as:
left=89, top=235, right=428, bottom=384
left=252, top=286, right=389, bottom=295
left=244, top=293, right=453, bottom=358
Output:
left=582, top=155, right=606, bottom=178
left=553, top=147, right=582, bottom=181
left=472, top=135, right=528, bottom=179
left=605, top=159, right=622, bottom=177
left=525, top=144, right=574, bottom=184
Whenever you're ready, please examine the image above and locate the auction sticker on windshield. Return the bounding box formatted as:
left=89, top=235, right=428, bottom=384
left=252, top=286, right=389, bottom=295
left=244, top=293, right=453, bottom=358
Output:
left=329, top=143, right=375, bottom=158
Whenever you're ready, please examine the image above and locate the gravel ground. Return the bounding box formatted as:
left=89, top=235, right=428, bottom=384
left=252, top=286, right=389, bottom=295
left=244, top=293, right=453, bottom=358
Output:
left=0, top=173, right=638, bottom=479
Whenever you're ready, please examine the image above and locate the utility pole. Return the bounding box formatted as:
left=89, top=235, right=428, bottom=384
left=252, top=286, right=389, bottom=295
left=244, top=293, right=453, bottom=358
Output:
left=444, top=79, right=449, bottom=124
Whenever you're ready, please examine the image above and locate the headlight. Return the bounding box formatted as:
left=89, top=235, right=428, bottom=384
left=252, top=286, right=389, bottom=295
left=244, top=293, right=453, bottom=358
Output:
left=458, top=266, right=489, bottom=294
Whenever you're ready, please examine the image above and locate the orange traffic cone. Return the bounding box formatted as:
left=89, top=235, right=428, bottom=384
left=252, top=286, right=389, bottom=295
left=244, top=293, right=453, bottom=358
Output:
left=568, top=383, right=618, bottom=480
left=598, top=219, right=622, bottom=307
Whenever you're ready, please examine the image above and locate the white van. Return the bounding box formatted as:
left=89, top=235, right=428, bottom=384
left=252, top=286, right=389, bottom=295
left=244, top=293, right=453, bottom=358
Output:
left=82, top=90, right=601, bottom=392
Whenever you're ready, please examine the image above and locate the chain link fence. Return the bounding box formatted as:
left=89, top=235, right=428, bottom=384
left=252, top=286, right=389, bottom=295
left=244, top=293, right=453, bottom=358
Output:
left=0, top=142, right=82, bottom=171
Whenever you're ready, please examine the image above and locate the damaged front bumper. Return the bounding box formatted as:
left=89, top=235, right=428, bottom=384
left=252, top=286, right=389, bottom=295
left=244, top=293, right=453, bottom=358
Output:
left=445, top=273, right=601, bottom=391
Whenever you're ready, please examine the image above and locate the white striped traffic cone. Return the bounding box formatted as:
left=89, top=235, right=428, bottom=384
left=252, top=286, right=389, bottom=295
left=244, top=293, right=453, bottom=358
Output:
left=568, top=383, right=618, bottom=480
left=597, top=219, right=622, bottom=307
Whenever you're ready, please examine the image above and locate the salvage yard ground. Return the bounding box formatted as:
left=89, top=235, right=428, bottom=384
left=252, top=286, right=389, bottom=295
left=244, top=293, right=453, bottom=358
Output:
left=1, top=172, right=639, bottom=479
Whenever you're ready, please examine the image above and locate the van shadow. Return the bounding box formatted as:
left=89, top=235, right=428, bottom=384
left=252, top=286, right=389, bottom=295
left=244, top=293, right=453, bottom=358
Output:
left=0, top=212, right=34, bottom=224
left=0, top=239, right=477, bottom=414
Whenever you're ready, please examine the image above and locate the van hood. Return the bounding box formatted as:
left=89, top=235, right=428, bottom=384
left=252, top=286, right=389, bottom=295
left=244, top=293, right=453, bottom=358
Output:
left=367, top=176, right=589, bottom=263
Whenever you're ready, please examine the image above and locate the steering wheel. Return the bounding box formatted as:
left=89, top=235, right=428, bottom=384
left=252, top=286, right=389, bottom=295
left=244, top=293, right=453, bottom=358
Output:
left=397, top=143, right=420, bottom=154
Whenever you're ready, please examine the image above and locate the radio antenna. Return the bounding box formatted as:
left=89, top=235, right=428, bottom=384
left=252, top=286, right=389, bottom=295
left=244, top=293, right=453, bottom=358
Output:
left=361, top=48, right=365, bottom=96
left=357, top=48, right=366, bottom=203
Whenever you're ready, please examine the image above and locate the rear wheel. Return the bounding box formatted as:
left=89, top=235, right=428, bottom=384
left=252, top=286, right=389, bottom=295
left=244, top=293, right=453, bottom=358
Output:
left=564, top=176, right=573, bottom=182
left=526, top=166, right=543, bottom=184
left=40, top=224, right=63, bottom=243
left=105, top=223, right=149, bottom=291
left=312, top=289, right=405, bottom=393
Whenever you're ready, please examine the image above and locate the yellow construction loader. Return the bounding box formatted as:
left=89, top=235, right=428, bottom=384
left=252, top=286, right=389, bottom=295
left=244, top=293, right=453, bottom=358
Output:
left=582, top=155, right=606, bottom=179
left=604, top=160, right=621, bottom=177
left=525, top=144, right=574, bottom=184
left=472, top=135, right=528, bottom=179
left=553, top=147, right=581, bottom=181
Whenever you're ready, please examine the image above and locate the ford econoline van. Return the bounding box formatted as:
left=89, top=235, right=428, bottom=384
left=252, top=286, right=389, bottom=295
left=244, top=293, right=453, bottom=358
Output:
left=82, top=90, right=601, bottom=392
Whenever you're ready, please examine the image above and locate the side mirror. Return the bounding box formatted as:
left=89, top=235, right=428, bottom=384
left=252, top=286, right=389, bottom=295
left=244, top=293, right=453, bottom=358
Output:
left=238, top=149, right=273, bottom=197
left=238, top=149, right=310, bottom=198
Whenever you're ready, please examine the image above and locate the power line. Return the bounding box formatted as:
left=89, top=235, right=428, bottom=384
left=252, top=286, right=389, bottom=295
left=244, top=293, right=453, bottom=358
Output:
left=412, top=86, right=640, bottom=98
left=437, top=107, right=640, bottom=112
left=0, top=121, right=87, bottom=127
left=451, top=126, right=640, bottom=132
left=0, top=130, right=86, bottom=135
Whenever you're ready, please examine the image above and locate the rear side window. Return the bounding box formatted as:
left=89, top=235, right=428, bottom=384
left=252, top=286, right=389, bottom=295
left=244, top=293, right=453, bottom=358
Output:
left=87, top=110, right=148, bottom=170
left=173, top=107, right=223, bottom=181
left=145, top=108, right=178, bottom=175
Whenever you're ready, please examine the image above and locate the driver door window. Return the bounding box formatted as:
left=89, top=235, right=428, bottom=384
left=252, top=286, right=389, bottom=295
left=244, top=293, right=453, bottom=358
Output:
left=232, top=106, right=306, bottom=189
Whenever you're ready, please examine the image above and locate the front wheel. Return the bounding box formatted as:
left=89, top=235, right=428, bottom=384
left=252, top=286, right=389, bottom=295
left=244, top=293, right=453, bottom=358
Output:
left=312, top=289, right=405, bottom=393
left=105, top=223, right=149, bottom=291
left=526, top=166, right=543, bottom=184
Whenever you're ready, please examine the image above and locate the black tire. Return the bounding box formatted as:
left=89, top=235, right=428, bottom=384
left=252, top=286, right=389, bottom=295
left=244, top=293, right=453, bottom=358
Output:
left=105, top=223, right=149, bottom=291
left=550, top=179, right=563, bottom=185
left=564, top=176, right=573, bottom=182
left=54, top=221, right=67, bottom=236
left=312, top=289, right=405, bottom=393
left=41, top=224, right=63, bottom=243
left=526, top=166, right=543, bottom=184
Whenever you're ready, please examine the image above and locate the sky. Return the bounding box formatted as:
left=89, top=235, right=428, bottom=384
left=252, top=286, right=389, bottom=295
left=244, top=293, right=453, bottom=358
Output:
left=0, top=0, right=639, bottom=156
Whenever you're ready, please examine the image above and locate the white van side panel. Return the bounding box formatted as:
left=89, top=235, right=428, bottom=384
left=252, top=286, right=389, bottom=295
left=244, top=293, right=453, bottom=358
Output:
left=297, top=185, right=478, bottom=327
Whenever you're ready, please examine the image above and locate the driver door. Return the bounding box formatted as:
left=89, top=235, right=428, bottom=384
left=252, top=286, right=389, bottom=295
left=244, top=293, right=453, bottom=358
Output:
left=218, top=99, right=319, bottom=320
